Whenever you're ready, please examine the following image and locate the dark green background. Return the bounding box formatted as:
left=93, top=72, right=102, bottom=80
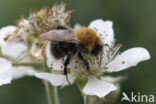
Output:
left=0, top=0, right=155, bottom=104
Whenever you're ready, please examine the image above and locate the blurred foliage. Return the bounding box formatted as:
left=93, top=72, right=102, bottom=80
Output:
left=0, top=0, right=155, bottom=104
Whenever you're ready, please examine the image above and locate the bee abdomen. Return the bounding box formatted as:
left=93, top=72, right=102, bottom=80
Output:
left=50, top=42, right=77, bottom=59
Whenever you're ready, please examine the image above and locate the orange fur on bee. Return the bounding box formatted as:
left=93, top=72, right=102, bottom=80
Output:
left=75, top=27, right=99, bottom=51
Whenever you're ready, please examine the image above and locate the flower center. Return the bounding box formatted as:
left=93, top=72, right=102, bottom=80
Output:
left=67, top=41, right=122, bottom=77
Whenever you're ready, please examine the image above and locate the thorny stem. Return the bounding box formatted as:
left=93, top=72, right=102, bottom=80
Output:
left=44, top=81, right=60, bottom=104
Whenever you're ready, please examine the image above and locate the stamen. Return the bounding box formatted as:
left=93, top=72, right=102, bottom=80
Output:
left=109, top=44, right=122, bottom=62
left=41, top=40, right=48, bottom=56
left=103, top=44, right=111, bottom=55
left=111, top=39, right=117, bottom=48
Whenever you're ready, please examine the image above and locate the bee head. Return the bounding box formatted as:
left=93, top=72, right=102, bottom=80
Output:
left=76, top=27, right=100, bottom=51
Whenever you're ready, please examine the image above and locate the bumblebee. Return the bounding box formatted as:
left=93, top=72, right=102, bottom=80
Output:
left=41, top=25, right=103, bottom=83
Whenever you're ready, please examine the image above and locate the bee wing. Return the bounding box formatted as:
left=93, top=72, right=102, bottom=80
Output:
left=40, top=30, right=79, bottom=43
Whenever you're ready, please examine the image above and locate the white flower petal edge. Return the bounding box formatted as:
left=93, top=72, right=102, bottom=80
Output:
left=12, top=66, right=37, bottom=79
left=0, top=26, right=27, bottom=59
left=101, top=76, right=127, bottom=84
left=0, top=58, right=13, bottom=86
left=35, top=73, right=75, bottom=86
left=83, top=77, right=117, bottom=98
left=88, top=19, right=114, bottom=46
left=106, top=47, right=150, bottom=72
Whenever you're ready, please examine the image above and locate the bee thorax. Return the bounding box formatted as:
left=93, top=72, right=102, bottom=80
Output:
left=76, top=27, right=98, bottom=51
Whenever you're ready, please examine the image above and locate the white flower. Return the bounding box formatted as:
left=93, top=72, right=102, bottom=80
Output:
left=0, top=26, right=37, bottom=86
left=0, top=58, right=12, bottom=86
left=35, top=19, right=150, bottom=98
left=0, top=26, right=27, bottom=59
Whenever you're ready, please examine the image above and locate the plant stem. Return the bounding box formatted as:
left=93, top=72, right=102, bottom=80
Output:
left=44, top=81, right=60, bottom=104
left=83, top=95, right=87, bottom=104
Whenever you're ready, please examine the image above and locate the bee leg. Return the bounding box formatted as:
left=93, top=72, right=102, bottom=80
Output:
left=78, top=52, right=90, bottom=72
left=64, top=53, right=72, bottom=84
left=64, top=67, right=71, bottom=84
left=99, top=50, right=103, bottom=68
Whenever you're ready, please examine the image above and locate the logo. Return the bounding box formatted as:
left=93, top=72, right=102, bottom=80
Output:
left=121, top=92, right=154, bottom=103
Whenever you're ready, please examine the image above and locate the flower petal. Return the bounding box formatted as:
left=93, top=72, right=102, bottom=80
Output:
left=1, top=43, right=27, bottom=59
left=88, top=19, right=114, bottom=46
left=0, top=26, right=27, bottom=59
left=101, top=76, right=127, bottom=84
left=35, top=72, right=75, bottom=86
left=12, top=66, right=37, bottom=79
left=74, top=23, right=81, bottom=30
left=0, top=26, right=16, bottom=45
left=83, top=77, right=117, bottom=98
left=0, top=58, right=13, bottom=86
left=106, top=47, right=150, bottom=72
